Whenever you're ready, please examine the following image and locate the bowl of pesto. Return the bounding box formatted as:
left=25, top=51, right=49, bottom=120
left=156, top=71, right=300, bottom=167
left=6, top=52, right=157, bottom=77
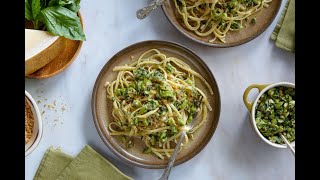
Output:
left=243, top=82, right=295, bottom=148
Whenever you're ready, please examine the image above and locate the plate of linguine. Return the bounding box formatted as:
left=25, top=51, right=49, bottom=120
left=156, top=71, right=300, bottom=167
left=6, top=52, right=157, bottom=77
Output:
left=162, top=0, right=282, bottom=47
left=92, top=40, right=221, bottom=168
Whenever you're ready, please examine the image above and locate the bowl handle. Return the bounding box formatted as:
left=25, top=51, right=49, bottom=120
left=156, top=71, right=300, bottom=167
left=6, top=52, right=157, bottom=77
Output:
left=243, top=84, right=268, bottom=112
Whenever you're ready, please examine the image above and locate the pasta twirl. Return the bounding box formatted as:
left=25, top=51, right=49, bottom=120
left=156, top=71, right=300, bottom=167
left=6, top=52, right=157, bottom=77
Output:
left=174, top=0, right=272, bottom=43
left=105, top=49, right=213, bottom=159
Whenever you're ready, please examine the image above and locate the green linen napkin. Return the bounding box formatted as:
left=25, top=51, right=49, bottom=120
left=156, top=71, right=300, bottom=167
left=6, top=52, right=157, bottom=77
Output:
left=33, top=147, right=73, bottom=180
left=270, top=0, right=295, bottom=52
left=34, top=145, right=133, bottom=180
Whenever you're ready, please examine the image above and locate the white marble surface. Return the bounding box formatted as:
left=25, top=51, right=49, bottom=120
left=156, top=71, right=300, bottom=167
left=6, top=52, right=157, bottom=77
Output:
left=25, top=0, right=295, bottom=179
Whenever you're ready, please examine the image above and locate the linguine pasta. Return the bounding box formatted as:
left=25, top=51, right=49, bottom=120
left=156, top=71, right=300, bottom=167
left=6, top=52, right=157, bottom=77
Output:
left=105, top=49, right=213, bottom=159
left=173, top=0, right=272, bottom=43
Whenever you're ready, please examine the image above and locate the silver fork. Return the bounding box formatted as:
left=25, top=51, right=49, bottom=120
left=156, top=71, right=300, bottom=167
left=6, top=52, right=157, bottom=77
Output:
left=159, top=96, right=203, bottom=180
left=136, top=0, right=167, bottom=19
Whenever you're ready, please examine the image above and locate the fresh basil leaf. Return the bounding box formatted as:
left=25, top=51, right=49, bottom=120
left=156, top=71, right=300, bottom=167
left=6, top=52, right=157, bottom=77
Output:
left=48, top=0, right=72, bottom=6
left=40, top=0, right=50, bottom=7
left=48, top=0, right=58, bottom=6
left=25, top=0, right=33, bottom=20
left=39, top=6, right=86, bottom=41
left=65, top=0, right=80, bottom=12
left=48, top=0, right=80, bottom=12
left=31, top=0, right=42, bottom=19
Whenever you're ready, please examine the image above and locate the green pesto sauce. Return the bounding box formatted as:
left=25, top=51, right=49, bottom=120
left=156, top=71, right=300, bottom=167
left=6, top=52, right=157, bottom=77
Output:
left=255, top=86, right=295, bottom=144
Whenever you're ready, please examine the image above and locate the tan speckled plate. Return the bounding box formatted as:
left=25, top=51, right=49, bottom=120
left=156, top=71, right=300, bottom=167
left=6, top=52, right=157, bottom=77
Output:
left=92, top=40, right=221, bottom=168
left=162, top=0, right=282, bottom=47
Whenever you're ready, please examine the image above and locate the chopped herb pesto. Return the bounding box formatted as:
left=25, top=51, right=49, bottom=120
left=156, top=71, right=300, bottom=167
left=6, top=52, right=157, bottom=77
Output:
left=255, top=86, right=295, bottom=144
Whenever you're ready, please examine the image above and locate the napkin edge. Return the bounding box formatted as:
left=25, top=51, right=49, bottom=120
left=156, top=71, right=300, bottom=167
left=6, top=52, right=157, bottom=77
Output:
left=56, top=145, right=133, bottom=180
left=33, top=146, right=54, bottom=180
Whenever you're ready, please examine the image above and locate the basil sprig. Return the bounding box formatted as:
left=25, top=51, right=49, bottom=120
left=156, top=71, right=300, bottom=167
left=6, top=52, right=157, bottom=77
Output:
left=25, top=0, right=86, bottom=41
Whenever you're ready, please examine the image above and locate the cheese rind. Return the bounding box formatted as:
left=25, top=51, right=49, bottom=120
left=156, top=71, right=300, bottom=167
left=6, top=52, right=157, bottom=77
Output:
left=25, top=29, right=64, bottom=75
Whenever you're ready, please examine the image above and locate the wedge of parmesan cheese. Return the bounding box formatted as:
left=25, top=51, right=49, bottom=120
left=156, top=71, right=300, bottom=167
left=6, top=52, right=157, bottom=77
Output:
left=25, top=29, right=64, bottom=75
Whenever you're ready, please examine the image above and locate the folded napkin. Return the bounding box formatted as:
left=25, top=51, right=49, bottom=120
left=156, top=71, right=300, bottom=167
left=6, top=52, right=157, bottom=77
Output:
left=34, top=145, right=133, bottom=180
left=270, top=0, right=295, bottom=52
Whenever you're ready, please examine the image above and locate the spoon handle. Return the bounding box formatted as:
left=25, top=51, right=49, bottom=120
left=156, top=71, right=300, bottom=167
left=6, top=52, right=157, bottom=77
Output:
left=136, top=0, right=166, bottom=19
left=159, top=131, right=186, bottom=180
left=280, top=133, right=295, bottom=156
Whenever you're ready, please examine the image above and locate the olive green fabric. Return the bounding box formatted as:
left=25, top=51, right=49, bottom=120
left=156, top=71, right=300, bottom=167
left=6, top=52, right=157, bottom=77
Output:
left=33, top=145, right=133, bottom=180
left=34, top=147, right=73, bottom=180
left=271, top=0, right=295, bottom=52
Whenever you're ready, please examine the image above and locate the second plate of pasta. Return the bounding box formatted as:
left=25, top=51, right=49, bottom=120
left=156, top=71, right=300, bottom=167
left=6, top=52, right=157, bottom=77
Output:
left=92, top=40, right=221, bottom=168
left=162, top=0, right=282, bottom=47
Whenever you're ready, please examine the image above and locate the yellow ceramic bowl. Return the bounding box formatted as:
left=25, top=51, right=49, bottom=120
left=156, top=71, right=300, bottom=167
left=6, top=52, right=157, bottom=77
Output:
left=243, top=82, right=295, bottom=148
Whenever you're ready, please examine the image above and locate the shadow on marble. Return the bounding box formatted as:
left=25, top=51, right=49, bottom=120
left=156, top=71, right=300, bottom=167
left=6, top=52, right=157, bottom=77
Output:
left=225, top=113, right=290, bottom=172
left=269, top=39, right=295, bottom=63
left=25, top=71, right=69, bottom=94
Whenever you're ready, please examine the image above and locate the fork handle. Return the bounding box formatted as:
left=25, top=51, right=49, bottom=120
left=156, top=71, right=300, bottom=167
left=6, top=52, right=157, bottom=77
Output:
left=159, top=131, right=186, bottom=180
left=136, top=0, right=165, bottom=19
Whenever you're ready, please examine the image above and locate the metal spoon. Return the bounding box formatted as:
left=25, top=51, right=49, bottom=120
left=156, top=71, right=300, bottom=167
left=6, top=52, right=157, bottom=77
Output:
left=136, top=0, right=167, bottom=19
left=159, top=97, right=202, bottom=180
left=279, top=133, right=295, bottom=156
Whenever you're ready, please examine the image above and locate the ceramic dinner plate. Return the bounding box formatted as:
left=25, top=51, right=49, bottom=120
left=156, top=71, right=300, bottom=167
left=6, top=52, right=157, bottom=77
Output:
left=162, top=0, right=282, bottom=47
left=92, top=40, right=221, bottom=168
